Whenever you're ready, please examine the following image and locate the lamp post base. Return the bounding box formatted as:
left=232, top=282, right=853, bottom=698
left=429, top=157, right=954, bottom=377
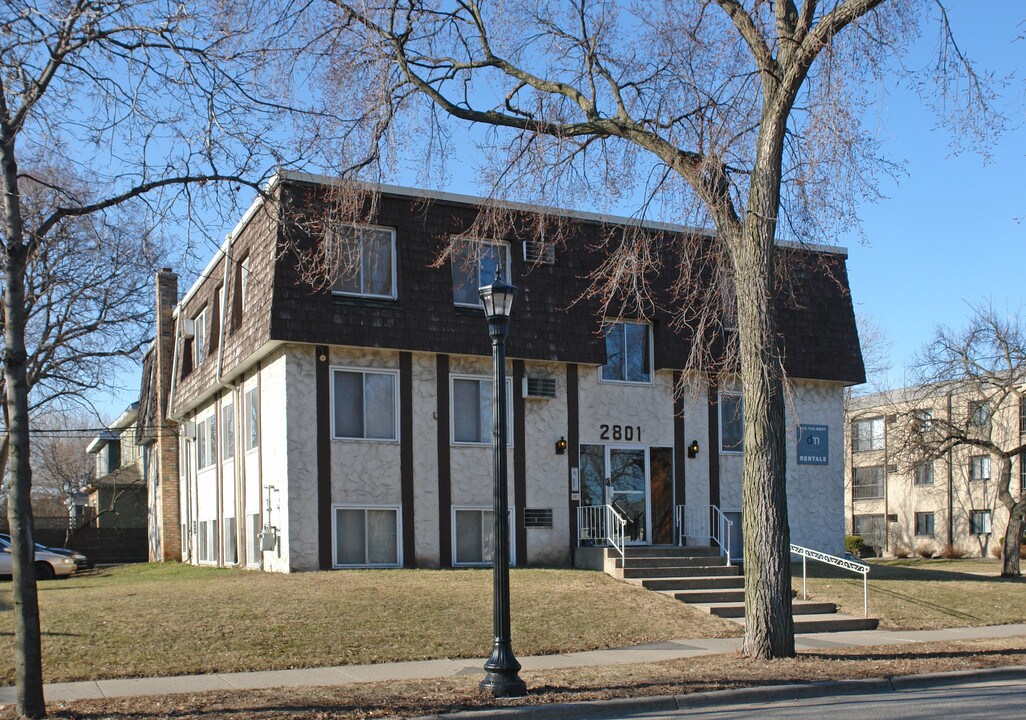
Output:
left=480, top=643, right=528, bottom=697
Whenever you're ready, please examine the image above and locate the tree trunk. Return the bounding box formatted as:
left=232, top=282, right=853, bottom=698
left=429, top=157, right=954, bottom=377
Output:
left=1, top=131, right=47, bottom=718
left=1001, top=501, right=1023, bottom=577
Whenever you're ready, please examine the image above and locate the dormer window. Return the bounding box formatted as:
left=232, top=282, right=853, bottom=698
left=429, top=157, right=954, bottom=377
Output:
left=451, top=240, right=509, bottom=307
left=330, top=224, right=396, bottom=300
left=193, top=307, right=208, bottom=366
left=600, top=320, right=652, bottom=384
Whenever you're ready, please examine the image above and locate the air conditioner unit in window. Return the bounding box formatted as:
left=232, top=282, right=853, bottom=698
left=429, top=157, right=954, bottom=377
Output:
left=523, top=240, right=556, bottom=265
left=523, top=376, right=557, bottom=399
left=181, top=317, right=195, bottom=339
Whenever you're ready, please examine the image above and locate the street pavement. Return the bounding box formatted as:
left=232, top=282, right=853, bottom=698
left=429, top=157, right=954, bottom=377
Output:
left=1, top=623, right=1025, bottom=710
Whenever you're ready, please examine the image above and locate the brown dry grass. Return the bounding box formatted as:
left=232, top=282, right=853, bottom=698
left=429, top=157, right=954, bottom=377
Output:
left=6, top=636, right=1025, bottom=719
left=0, top=563, right=738, bottom=685
left=792, top=558, right=1026, bottom=629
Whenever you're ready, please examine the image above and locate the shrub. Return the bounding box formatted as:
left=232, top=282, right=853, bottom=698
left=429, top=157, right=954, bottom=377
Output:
left=845, top=534, right=865, bottom=558
left=939, top=543, right=967, bottom=559
left=915, top=544, right=935, bottom=559
left=992, top=536, right=1026, bottom=559
left=891, top=544, right=911, bottom=559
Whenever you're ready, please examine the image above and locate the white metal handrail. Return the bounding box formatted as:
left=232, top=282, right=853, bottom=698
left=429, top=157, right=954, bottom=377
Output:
left=577, top=504, right=626, bottom=560
left=676, top=504, right=732, bottom=566
left=790, top=544, right=871, bottom=617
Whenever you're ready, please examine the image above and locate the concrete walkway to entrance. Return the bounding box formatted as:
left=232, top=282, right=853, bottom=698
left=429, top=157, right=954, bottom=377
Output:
left=2, top=624, right=1025, bottom=705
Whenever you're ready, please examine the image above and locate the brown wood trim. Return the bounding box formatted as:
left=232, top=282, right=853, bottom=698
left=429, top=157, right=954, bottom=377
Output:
left=436, top=354, right=452, bottom=568
left=707, top=382, right=720, bottom=508
left=513, top=360, right=527, bottom=564
left=315, top=346, right=332, bottom=569
left=567, top=364, right=579, bottom=562
left=399, top=352, right=416, bottom=568
left=673, top=371, right=686, bottom=510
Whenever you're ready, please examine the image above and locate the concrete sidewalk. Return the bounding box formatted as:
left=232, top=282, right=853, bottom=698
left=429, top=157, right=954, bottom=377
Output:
left=2, top=623, right=1025, bottom=705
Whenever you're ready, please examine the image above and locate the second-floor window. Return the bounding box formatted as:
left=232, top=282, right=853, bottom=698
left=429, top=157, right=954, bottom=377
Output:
left=970, top=455, right=990, bottom=481
left=451, top=240, right=509, bottom=307
left=452, top=376, right=513, bottom=445
left=914, top=462, right=934, bottom=486
left=853, top=465, right=884, bottom=500
left=601, top=321, right=652, bottom=384
left=853, top=417, right=884, bottom=452
left=197, top=414, right=216, bottom=471
left=332, top=225, right=396, bottom=299
left=245, top=387, right=259, bottom=452
left=332, top=368, right=397, bottom=440
left=221, top=402, right=235, bottom=461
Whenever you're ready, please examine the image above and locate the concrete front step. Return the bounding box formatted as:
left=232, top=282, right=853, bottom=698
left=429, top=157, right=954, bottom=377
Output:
left=635, top=575, right=745, bottom=591
left=664, top=588, right=747, bottom=604
left=620, top=546, right=722, bottom=558
left=697, top=600, right=838, bottom=619
left=793, top=613, right=880, bottom=633
left=622, top=565, right=740, bottom=579
left=615, top=555, right=728, bottom=569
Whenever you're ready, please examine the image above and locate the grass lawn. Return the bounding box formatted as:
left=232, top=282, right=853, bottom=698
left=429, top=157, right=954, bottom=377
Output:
left=0, top=563, right=738, bottom=685
left=5, top=636, right=1026, bottom=719
left=792, top=557, right=1026, bottom=629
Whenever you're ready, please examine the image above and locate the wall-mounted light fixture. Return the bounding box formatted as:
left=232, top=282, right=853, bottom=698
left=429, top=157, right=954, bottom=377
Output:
left=555, top=436, right=568, bottom=455
left=687, top=440, right=700, bottom=459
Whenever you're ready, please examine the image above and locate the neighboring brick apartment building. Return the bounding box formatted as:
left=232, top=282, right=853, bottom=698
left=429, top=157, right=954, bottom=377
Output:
left=140, top=170, right=865, bottom=572
left=84, top=403, right=148, bottom=529
left=845, top=387, right=1026, bottom=558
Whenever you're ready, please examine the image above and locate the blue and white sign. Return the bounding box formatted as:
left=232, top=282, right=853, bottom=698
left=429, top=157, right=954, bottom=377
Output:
left=797, top=424, right=829, bottom=465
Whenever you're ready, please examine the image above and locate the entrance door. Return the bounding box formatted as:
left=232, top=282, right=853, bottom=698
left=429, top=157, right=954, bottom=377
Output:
left=606, top=447, right=649, bottom=543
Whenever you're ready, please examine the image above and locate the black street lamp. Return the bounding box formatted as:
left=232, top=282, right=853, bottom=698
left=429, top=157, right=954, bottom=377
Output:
left=478, top=270, right=528, bottom=698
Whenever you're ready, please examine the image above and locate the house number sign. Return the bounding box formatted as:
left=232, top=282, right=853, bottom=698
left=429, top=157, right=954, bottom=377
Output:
left=599, top=424, right=643, bottom=442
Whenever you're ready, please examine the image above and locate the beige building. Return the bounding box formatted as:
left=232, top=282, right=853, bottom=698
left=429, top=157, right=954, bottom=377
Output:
left=845, top=386, right=1025, bottom=558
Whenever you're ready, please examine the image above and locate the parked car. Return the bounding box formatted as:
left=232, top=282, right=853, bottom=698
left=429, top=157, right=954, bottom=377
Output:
left=0, top=535, right=77, bottom=580
left=42, top=545, right=91, bottom=571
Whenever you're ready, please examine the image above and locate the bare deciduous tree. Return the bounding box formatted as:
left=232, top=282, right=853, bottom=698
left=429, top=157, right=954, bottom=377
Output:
left=300, top=0, right=995, bottom=659
left=892, top=305, right=1026, bottom=577
left=0, top=2, right=327, bottom=715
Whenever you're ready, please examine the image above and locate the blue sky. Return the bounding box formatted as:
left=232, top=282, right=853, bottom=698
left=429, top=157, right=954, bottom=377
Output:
left=98, top=2, right=1024, bottom=418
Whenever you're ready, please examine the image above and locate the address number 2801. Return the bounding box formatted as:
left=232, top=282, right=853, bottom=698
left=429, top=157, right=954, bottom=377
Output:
left=599, top=424, right=642, bottom=442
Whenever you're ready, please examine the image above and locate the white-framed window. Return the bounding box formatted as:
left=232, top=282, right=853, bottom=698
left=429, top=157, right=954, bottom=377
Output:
left=194, top=307, right=208, bottom=366
left=244, top=387, right=259, bottom=452
left=197, top=519, right=218, bottom=564
left=719, top=392, right=744, bottom=453
left=853, top=417, right=884, bottom=452
left=452, top=507, right=514, bottom=567
left=915, top=512, right=935, bottom=537
left=330, top=224, right=397, bottom=299
left=853, top=465, right=885, bottom=500
left=247, top=512, right=261, bottom=567
left=600, top=320, right=652, bottom=384
left=332, top=505, right=401, bottom=567
left=451, top=375, right=513, bottom=445
left=451, top=239, right=510, bottom=307
left=914, top=462, right=934, bottom=486
left=970, top=509, right=992, bottom=535
left=970, top=454, right=990, bottom=481
left=223, top=516, right=237, bottom=565
left=221, top=402, right=235, bottom=461
left=331, top=368, right=398, bottom=440
left=197, top=413, right=216, bottom=471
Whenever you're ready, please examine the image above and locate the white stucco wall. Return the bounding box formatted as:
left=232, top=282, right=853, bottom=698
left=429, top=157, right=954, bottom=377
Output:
left=411, top=352, right=440, bottom=566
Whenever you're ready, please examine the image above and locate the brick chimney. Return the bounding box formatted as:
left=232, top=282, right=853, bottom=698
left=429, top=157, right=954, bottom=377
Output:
left=152, top=268, right=181, bottom=561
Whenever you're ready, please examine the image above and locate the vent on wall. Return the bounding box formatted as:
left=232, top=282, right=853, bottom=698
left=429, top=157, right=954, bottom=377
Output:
left=524, top=508, right=554, bottom=528
left=524, top=376, right=557, bottom=399
left=523, top=240, right=556, bottom=265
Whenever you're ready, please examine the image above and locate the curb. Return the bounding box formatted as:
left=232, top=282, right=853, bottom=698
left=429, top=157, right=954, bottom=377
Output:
left=416, top=665, right=1026, bottom=720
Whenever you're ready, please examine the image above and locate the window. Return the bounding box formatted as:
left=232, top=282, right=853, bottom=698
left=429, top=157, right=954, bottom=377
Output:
left=914, top=462, right=934, bottom=486
left=453, top=507, right=514, bottom=566
left=330, top=225, right=396, bottom=299
left=915, top=512, right=935, bottom=536
left=913, top=409, right=933, bottom=433
left=600, top=321, right=652, bottom=384
left=193, top=308, right=208, bottom=366
left=247, top=512, right=261, bottom=566
left=719, top=392, right=744, bottom=453
left=223, top=516, right=237, bottom=565
left=852, top=417, right=884, bottom=452
left=970, top=509, right=992, bottom=535
left=853, top=466, right=885, bottom=500
left=331, top=369, right=397, bottom=440
left=221, top=402, right=235, bottom=461
left=333, top=506, right=400, bottom=567
left=451, top=376, right=513, bottom=445
left=451, top=240, right=509, bottom=306
left=197, top=414, right=216, bottom=471
left=1021, top=452, right=1026, bottom=492
left=970, top=455, right=990, bottom=482
left=197, top=519, right=217, bottom=563
left=969, top=400, right=992, bottom=428
left=240, top=256, right=250, bottom=311
left=244, top=387, right=258, bottom=452
left=852, top=514, right=885, bottom=549
left=1020, top=397, right=1026, bottom=436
